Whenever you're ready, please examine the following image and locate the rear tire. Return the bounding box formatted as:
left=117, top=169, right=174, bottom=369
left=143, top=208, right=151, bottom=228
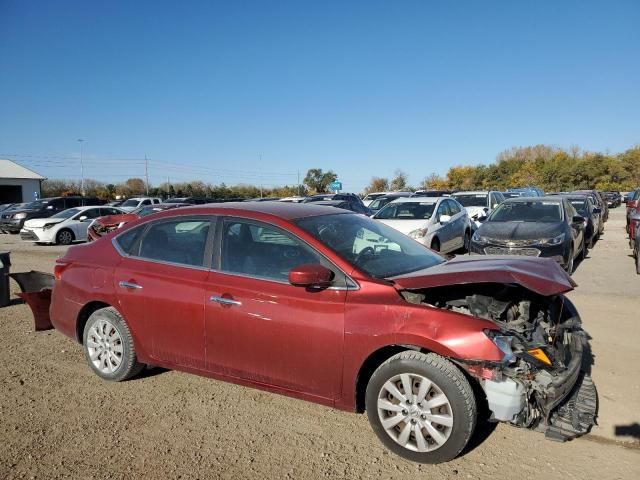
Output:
left=365, top=351, right=477, bottom=464
left=463, top=230, right=471, bottom=253
left=56, top=229, right=75, bottom=245
left=82, top=307, right=145, bottom=382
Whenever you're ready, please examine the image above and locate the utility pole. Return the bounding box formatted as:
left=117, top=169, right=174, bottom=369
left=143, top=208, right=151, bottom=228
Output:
left=77, top=139, right=85, bottom=196
left=297, top=169, right=300, bottom=196
left=145, top=155, right=149, bottom=195
left=259, top=153, right=263, bottom=198
left=167, top=176, right=170, bottom=198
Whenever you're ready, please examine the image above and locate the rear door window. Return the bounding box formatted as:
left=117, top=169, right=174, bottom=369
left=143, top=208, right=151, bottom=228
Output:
left=138, top=219, right=211, bottom=267
left=80, top=208, right=103, bottom=220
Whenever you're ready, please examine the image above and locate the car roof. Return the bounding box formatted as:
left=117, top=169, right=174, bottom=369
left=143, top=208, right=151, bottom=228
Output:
left=155, top=201, right=353, bottom=221
left=503, top=195, right=562, bottom=203
left=452, top=190, right=490, bottom=194
left=389, top=197, right=441, bottom=204
left=66, top=205, right=106, bottom=211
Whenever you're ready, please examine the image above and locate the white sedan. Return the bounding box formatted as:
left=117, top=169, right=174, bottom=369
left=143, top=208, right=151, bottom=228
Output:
left=371, top=196, right=472, bottom=254
left=20, top=206, right=125, bottom=245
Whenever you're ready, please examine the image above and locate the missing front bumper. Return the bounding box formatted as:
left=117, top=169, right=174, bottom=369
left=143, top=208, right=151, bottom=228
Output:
left=543, top=373, right=598, bottom=441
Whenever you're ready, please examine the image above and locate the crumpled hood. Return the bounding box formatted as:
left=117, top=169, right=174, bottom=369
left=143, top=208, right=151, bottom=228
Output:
left=23, top=217, right=65, bottom=228
left=391, top=255, right=576, bottom=296
left=95, top=213, right=139, bottom=227
left=477, top=221, right=563, bottom=241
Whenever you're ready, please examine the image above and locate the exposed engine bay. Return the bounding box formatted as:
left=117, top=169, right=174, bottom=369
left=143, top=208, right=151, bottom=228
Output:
left=401, top=283, right=597, bottom=441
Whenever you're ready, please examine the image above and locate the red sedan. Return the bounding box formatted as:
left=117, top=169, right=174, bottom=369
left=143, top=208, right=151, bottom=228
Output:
left=47, top=202, right=596, bottom=463
left=86, top=203, right=189, bottom=241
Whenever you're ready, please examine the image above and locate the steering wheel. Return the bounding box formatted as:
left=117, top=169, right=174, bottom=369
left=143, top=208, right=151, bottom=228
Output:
left=354, top=246, right=375, bottom=266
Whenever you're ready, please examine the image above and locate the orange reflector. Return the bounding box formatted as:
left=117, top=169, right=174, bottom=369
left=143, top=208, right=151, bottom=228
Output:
left=528, top=348, right=552, bottom=366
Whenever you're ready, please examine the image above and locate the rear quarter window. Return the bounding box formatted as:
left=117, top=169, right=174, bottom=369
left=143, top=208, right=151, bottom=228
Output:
left=115, top=226, right=145, bottom=255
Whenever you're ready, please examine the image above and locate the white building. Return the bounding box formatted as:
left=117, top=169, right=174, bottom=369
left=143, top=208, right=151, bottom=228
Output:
left=0, top=159, right=45, bottom=204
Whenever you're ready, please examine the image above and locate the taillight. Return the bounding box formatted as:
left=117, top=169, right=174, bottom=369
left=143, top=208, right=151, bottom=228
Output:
left=53, top=261, right=71, bottom=280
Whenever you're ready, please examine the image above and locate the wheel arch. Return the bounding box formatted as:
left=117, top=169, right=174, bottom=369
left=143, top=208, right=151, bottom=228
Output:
left=76, top=301, right=112, bottom=343
left=354, top=344, right=426, bottom=413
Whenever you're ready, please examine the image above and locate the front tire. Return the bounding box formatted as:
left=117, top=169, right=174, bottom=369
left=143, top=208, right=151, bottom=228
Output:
left=56, top=229, right=75, bottom=245
left=82, top=307, right=145, bottom=381
left=463, top=230, right=471, bottom=253
left=564, top=247, right=574, bottom=274
left=431, top=238, right=440, bottom=252
left=365, top=351, right=477, bottom=464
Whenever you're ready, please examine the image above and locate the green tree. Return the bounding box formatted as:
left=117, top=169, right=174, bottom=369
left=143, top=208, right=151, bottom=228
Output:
left=364, top=177, right=389, bottom=194
left=390, top=169, right=409, bottom=191
left=303, top=168, right=338, bottom=194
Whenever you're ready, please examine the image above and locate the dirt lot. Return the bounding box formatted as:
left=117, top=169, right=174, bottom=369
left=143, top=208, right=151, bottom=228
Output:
left=1, top=207, right=639, bottom=480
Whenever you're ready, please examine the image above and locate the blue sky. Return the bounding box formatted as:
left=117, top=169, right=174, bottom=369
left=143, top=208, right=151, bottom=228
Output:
left=1, top=0, right=638, bottom=192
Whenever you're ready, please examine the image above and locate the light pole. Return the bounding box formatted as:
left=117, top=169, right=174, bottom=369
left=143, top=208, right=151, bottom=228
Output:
left=77, top=139, right=85, bottom=196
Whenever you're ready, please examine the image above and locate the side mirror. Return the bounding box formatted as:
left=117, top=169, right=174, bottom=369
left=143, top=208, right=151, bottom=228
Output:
left=78, top=215, right=90, bottom=221
left=289, top=264, right=334, bottom=288
left=46, top=205, right=54, bottom=210
left=439, top=214, right=451, bottom=224
left=572, top=215, right=585, bottom=226
left=593, top=208, right=601, bottom=214
left=477, top=214, right=488, bottom=223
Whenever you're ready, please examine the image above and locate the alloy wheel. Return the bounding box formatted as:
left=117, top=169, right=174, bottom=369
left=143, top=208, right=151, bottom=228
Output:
left=377, top=373, right=454, bottom=452
left=57, top=230, right=73, bottom=245
left=86, top=319, right=124, bottom=374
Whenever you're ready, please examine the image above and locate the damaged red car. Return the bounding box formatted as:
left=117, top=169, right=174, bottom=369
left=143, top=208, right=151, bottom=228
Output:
left=86, top=203, right=189, bottom=241
left=40, top=202, right=596, bottom=464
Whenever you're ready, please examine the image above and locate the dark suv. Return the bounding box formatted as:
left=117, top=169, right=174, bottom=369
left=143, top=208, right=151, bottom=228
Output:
left=0, top=196, right=102, bottom=233
left=302, top=193, right=371, bottom=215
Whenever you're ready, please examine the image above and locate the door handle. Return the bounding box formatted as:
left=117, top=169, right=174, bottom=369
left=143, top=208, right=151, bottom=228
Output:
left=118, top=281, right=143, bottom=290
left=210, top=296, right=242, bottom=306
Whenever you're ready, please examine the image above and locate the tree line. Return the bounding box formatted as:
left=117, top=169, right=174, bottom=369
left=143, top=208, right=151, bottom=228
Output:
left=41, top=144, right=640, bottom=200
left=365, top=144, right=640, bottom=194
left=41, top=168, right=343, bottom=200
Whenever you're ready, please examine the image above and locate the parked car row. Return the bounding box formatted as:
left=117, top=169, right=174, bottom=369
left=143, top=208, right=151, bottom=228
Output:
left=2, top=189, right=614, bottom=270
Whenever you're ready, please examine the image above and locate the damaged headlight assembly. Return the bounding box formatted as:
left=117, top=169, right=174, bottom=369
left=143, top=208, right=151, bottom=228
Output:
left=484, top=330, right=553, bottom=367
left=484, top=330, right=516, bottom=363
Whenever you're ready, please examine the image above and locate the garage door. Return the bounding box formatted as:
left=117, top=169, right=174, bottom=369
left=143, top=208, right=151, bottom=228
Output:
left=0, top=185, right=22, bottom=203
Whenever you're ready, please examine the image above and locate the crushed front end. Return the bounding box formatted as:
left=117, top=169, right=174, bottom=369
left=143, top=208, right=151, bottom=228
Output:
left=402, top=283, right=597, bottom=441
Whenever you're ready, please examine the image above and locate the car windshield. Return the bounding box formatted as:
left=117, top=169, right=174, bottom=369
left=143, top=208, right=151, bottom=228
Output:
left=368, top=197, right=395, bottom=210
left=374, top=202, right=435, bottom=220
left=25, top=200, right=49, bottom=209
left=295, top=213, right=443, bottom=278
left=489, top=201, right=562, bottom=223
left=137, top=206, right=165, bottom=217
left=51, top=208, right=81, bottom=219
left=452, top=194, right=488, bottom=208
left=121, top=199, right=140, bottom=207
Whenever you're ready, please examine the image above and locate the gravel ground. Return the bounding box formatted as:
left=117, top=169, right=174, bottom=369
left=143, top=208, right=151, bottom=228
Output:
left=1, top=208, right=639, bottom=480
